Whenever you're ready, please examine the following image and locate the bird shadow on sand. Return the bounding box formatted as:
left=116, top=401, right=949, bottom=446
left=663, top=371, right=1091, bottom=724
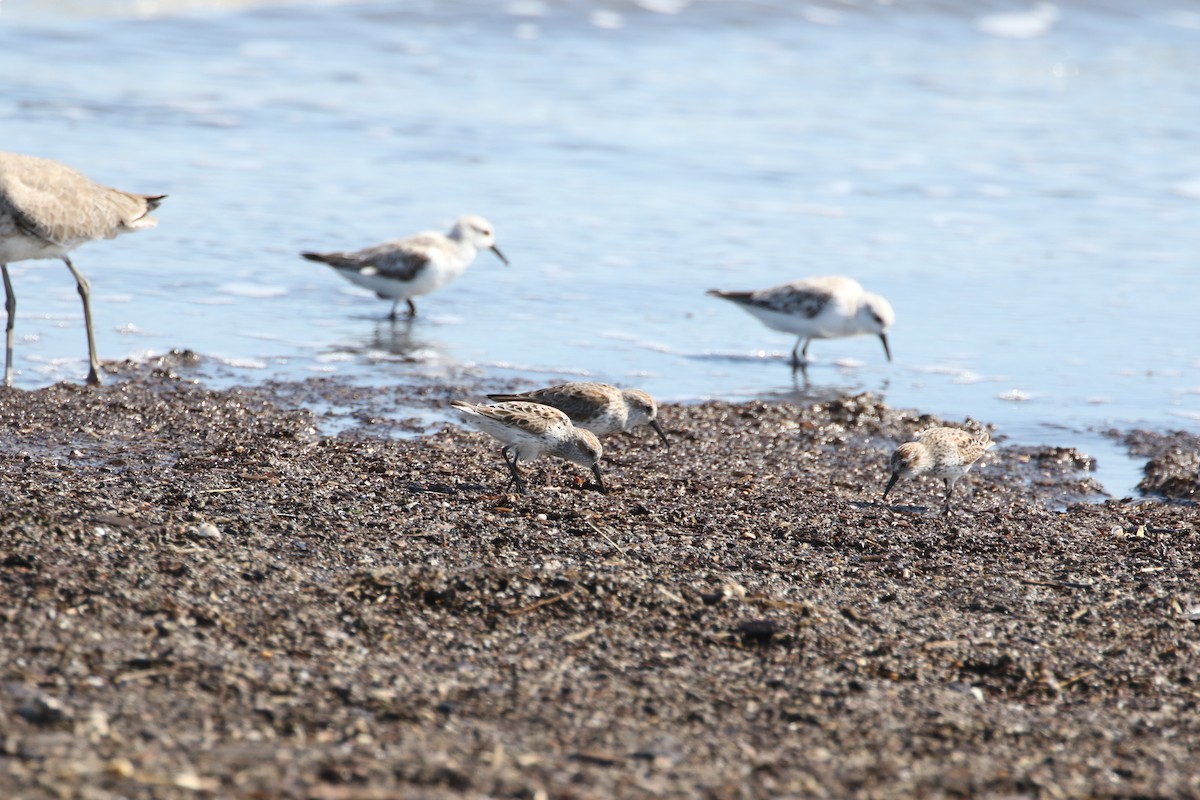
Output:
left=848, top=499, right=931, bottom=515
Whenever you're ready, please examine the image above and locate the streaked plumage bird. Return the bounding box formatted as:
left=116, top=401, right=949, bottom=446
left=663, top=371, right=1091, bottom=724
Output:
left=485, top=381, right=668, bottom=447
left=303, top=215, right=508, bottom=319
left=0, top=151, right=165, bottom=386
left=450, top=400, right=605, bottom=495
left=707, top=276, right=894, bottom=368
left=883, top=427, right=994, bottom=515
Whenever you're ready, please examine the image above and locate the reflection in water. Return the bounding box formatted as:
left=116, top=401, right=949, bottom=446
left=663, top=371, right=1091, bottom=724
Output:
left=338, top=320, right=448, bottom=365
left=686, top=350, right=887, bottom=403
left=758, top=376, right=891, bottom=409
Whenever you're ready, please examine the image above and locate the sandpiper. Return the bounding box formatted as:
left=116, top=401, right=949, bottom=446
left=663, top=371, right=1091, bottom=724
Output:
left=707, top=276, right=894, bottom=368
left=0, top=151, right=165, bottom=386
left=883, top=427, right=994, bottom=515
left=485, top=381, right=668, bottom=446
left=303, top=215, right=508, bottom=319
left=450, top=400, right=605, bottom=494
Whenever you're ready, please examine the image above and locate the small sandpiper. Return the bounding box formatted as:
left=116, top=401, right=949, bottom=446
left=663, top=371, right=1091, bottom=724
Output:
left=883, top=426, right=994, bottom=515
left=485, top=381, right=668, bottom=447
left=0, top=151, right=165, bottom=386
left=707, top=275, right=894, bottom=368
left=303, top=214, right=508, bottom=320
left=450, top=400, right=605, bottom=494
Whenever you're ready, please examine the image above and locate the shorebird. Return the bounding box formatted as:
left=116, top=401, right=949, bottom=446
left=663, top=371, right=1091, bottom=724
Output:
left=883, top=427, right=995, bottom=515
left=302, top=215, right=508, bottom=320
left=707, top=276, right=894, bottom=369
left=450, top=400, right=605, bottom=495
left=485, top=381, right=669, bottom=447
left=0, top=151, right=165, bottom=386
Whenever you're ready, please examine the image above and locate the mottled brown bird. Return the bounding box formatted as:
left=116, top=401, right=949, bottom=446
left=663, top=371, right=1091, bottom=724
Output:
left=451, top=400, right=605, bottom=495
left=884, top=427, right=994, bottom=514
left=486, top=381, right=668, bottom=447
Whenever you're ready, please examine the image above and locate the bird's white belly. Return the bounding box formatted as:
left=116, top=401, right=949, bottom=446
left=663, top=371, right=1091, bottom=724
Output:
left=461, top=415, right=549, bottom=462
left=743, top=305, right=834, bottom=338
left=337, top=261, right=463, bottom=300
left=574, top=408, right=625, bottom=436
left=0, top=226, right=68, bottom=263
left=509, top=430, right=552, bottom=463
left=927, top=464, right=970, bottom=482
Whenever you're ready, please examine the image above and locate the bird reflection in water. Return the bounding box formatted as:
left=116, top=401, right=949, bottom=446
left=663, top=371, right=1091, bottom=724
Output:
left=334, top=319, right=448, bottom=366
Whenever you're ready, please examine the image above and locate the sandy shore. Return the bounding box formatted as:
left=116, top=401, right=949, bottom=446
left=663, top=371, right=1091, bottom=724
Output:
left=0, top=354, right=1197, bottom=798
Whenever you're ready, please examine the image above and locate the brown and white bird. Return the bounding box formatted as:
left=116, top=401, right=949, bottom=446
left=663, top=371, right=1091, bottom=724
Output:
left=708, top=276, right=894, bottom=368
left=485, top=381, right=668, bottom=447
left=450, top=400, right=605, bottom=495
left=883, top=426, right=994, bottom=515
left=0, top=151, right=165, bottom=386
left=303, top=215, right=508, bottom=320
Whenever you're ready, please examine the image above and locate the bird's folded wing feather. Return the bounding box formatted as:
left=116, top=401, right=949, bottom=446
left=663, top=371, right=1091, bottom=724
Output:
left=349, top=236, right=442, bottom=281
left=749, top=284, right=834, bottom=318
left=487, top=385, right=592, bottom=416
left=476, top=401, right=570, bottom=429
left=0, top=162, right=151, bottom=246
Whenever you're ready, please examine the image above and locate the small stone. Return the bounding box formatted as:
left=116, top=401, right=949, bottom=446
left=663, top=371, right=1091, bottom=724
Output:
left=16, top=694, right=69, bottom=725
left=189, top=522, right=222, bottom=541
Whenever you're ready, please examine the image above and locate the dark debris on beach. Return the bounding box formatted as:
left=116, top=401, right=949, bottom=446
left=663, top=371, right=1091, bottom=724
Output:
left=0, top=354, right=1197, bottom=798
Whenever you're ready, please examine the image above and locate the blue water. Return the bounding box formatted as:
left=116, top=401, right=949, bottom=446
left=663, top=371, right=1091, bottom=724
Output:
left=2, top=0, right=1199, bottom=495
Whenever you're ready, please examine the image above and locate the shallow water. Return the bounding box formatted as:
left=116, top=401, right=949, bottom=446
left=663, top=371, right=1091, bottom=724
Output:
left=2, top=0, right=1198, bottom=495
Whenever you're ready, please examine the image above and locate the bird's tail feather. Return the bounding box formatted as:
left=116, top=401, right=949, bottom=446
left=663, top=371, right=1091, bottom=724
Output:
left=706, top=289, right=753, bottom=302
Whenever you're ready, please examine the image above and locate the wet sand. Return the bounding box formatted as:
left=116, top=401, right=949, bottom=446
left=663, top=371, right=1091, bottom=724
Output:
left=1, top=354, right=1197, bottom=798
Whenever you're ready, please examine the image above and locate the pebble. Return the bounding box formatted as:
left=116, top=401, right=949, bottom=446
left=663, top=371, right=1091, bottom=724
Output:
left=189, top=522, right=222, bottom=541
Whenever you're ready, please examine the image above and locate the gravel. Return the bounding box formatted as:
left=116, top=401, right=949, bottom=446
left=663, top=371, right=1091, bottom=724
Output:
left=1, top=355, right=1197, bottom=798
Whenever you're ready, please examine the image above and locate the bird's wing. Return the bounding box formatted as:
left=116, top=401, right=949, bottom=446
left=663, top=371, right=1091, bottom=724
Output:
left=750, top=282, right=837, bottom=319
left=489, top=401, right=570, bottom=427
left=302, top=237, right=434, bottom=282
left=456, top=401, right=571, bottom=432
left=709, top=280, right=844, bottom=319
left=917, top=428, right=978, bottom=450
left=0, top=154, right=157, bottom=246
left=486, top=383, right=598, bottom=418
left=368, top=234, right=443, bottom=280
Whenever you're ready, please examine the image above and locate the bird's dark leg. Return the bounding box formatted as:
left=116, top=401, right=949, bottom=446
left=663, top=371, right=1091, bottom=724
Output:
left=791, top=339, right=812, bottom=376
left=2, top=264, right=14, bottom=387
left=62, top=257, right=101, bottom=386
left=387, top=299, right=400, bottom=322
left=501, top=446, right=526, bottom=495
left=942, top=478, right=954, bottom=516
left=405, top=298, right=417, bottom=317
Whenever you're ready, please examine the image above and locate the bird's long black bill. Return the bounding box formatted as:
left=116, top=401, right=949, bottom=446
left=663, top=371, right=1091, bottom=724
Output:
left=883, top=471, right=900, bottom=499
left=591, top=463, right=607, bottom=493
left=650, top=419, right=670, bottom=448
left=880, top=333, right=892, bottom=362
left=491, top=245, right=510, bottom=266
